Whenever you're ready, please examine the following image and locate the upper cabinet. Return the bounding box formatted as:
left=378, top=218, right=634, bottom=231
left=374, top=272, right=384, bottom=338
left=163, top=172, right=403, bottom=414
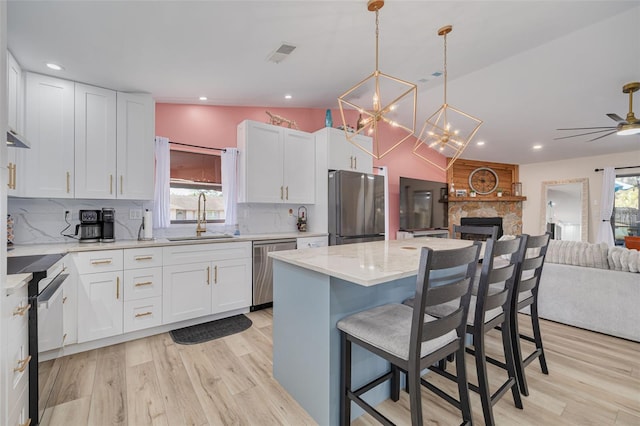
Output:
left=237, top=120, right=315, bottom=204
left=23, top=72, right=75, bottom=198
left=116, top=92, right=155, bottom=200
left=17, top=72, right=155, bottom=200
left=315, top=127, right=373, bottom=173
left=74, top=83, right=117, bottom=199
left=7, top=51, right=22, bottom=136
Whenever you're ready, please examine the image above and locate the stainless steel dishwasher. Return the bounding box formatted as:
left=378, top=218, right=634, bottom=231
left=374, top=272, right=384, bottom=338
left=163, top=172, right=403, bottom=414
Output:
left=252, top=239, right=297, bottom=310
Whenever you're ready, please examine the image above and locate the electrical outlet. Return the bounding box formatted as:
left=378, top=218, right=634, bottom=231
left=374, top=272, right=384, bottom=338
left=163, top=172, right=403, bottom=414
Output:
left=129, top=209, right=143, bottom=220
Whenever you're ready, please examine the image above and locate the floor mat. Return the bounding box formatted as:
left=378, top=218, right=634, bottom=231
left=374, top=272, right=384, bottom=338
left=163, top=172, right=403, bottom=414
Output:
left=169, top=314, right=252, bottom=345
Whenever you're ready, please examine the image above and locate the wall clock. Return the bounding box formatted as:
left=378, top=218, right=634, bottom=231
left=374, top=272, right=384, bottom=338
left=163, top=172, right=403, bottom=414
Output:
left=468, top=167, right=499, bottom=195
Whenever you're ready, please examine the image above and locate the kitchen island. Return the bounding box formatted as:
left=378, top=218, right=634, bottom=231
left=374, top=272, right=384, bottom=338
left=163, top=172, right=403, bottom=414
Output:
left=269, top=238, right=475, bottom=425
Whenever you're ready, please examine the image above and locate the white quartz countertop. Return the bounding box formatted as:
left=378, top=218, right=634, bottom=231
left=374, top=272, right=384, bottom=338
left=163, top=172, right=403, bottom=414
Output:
left=7, top=232, right=327, bottom=257
left=5, top=273, right=32, bottom=294
left=269, top=238, right=476, bottom=286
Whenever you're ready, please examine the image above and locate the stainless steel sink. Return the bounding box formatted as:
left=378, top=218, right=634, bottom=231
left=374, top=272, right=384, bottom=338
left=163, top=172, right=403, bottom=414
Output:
left=166, top=234, right=234, bottom=241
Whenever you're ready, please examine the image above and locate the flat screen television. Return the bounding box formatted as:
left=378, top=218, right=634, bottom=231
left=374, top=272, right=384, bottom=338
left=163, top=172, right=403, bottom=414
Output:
left=399, top=176, right=448, bottom=231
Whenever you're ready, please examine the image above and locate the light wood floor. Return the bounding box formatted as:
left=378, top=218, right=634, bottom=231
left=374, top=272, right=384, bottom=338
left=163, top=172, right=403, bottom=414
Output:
left=38, top=309, right=640, bottom=426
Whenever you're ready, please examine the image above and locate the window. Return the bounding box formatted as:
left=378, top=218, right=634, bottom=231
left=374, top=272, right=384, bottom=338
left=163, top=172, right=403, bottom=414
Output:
left=612, top=173, right=640, bottom=245
left=170, top=150, right=224, bottom=223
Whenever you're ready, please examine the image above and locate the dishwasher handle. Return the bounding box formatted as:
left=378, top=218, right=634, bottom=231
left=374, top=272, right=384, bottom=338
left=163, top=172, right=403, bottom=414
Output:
left=253, top=239, right=298, bottom=247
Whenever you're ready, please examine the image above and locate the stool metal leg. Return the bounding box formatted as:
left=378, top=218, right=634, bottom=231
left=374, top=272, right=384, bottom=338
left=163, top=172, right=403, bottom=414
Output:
left=340, top=332, right=351, bottom=426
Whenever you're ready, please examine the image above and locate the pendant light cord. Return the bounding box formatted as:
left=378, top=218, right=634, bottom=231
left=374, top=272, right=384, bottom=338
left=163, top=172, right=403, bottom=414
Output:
left=375, top=10, right=379, bottom=71
left=443, top=31, right=448, bottom=105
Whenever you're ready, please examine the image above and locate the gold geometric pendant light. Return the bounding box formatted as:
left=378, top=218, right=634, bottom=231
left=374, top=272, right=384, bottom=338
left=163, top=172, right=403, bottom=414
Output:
left=413, top=25, right=483, bottom=171
left=338, top=0, right=417, bottom=160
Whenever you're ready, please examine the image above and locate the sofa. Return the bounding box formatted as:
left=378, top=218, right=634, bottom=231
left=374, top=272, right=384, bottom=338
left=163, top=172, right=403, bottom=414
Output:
left=536, top=240, right=640, bottom=342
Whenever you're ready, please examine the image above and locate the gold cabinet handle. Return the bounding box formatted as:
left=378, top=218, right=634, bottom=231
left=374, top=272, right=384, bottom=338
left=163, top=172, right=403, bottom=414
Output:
left=354, top=156, right=357, bottom=169
left=135, top=311, right=152, bottom=318
left=91, top=259, right=113, bottom=265
left=19, top=418, right=32, bottom=426
left=120, top=175, right=123, bottom=195
left=286, top=186, right=289, bottom=200
left=12, top=163, right=17, bottom=189
left=280, top=186, right=284, bottom=200
left=214, top=265, right=218, bottom=284
left=116, top=276, right=120, bottom=299
left=110, top=175, right=113, bottom=194
left=206, top=266, right=210, bottom=285
left=134, top=256, right=153, bottom=261
left=14, top=355, right=31, bottom=373
left=134, top=281, right=153, bottom=287
left=13, top=303, right=31, bottom=316
left=350, top=156, right=353, bottom=169
left=66, top=171, right=70, bottom=193
left=7, top=163, right=12, bottom=189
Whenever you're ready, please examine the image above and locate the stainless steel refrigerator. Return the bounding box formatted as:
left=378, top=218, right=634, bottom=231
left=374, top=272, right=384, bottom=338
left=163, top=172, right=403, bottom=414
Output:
left=328, top=170, right=385, bottom=245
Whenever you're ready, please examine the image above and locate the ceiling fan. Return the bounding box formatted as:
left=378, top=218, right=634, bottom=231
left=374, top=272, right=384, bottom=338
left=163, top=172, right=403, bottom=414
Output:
left=555, top=81, right=640, bottom=142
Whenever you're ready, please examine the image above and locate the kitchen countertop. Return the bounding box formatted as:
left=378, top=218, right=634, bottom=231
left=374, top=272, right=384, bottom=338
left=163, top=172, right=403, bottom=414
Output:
left=269, top=237, right=476, bottom=286
left=7, top=232, right=327, bottom=257
left=5, top=273, right=33, bottom=294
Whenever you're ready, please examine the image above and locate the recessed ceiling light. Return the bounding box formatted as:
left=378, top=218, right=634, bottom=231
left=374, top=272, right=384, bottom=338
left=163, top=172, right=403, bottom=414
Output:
left=476, top=141, right=485, bottom=146
left=284, top=94, right=292, bottom=100
left=46, top=63, right=64, bottom=71
left=199, top=96, right=207, bottom=101
left=533, top=144, right=543, bottom=150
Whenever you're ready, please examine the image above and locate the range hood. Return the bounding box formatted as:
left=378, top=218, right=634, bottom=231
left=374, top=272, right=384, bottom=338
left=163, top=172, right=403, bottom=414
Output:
left=6, top=128, right=31, bottom=149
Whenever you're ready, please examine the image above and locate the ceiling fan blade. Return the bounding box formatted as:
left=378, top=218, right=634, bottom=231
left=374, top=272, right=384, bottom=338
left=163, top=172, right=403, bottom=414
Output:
left=606, top=113, right=626, bottom=123
left=553, top=129, right=618, bottom=140
left=586, top=131, right=617, bottom=142
left=556, top=127, right=616, bottom=130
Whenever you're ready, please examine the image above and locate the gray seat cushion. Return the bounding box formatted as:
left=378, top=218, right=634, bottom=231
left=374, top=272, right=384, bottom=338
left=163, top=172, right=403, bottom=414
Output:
left=425, top=296, right=503, bottom=326
left=337, top=303, right=458, bottom=361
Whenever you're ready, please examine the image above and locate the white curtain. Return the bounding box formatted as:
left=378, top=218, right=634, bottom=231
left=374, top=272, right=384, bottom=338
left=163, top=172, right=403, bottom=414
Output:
left=596, top=166, right=615, bottom=246
left=153, top=136, right=171, bottom=228
left=221, top=148, right=238, bottom=227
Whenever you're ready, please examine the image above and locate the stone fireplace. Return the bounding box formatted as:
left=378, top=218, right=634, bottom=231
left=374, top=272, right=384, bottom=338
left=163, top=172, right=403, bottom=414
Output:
left=449, top=199, right=523, bottom=235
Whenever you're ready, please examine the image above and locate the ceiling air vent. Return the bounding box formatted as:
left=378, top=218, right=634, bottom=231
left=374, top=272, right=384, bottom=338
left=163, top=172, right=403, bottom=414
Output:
left=267, top=43, right=297, bottom=64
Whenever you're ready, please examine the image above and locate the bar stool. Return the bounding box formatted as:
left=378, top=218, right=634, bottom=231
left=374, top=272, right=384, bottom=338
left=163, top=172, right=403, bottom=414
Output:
left=337, top=242, right=482, bottom=426
left=409, top=236, right=526, bottom=426
left=510, top=233, right=551, bottom=396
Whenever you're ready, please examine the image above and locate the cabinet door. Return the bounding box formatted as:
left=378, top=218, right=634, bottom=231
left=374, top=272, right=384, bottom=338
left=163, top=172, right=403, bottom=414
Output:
left=212, top=258, right=251, bottom=314
left=23, top=73, right=75, bottom=198
left=7, top=148, right=20, bottom=196
left=162, top=262, right=212, bottom=324
left=326, top=129, right=353, bottom=171
left=75, top=83, right=117, bottom=199
left=77, top=271, right=123, bottom=342
left=283, top=128, right=315, bottom=204
left=62, top=270, right=78, bottom=345
left=351, top=135, right=373, bottom=173
left=116, top=92, right=155, bottom=200
left=238, top=120, right=284, bottom=203
left=7, top=51, right=22, bottom=134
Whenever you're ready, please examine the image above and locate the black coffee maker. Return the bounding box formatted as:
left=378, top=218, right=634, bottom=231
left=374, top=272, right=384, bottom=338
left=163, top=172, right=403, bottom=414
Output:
left=101, top=208, right=115, bottom=242
left=75, top=208, right=115, bottom=243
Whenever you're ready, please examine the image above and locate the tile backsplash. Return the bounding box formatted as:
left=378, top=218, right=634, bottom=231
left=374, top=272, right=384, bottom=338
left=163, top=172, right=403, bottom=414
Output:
left=7, top=198, right=302, bottom=244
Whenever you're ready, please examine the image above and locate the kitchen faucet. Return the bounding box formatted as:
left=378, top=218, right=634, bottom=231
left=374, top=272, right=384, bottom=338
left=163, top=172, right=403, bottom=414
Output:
left=196, top=192, right=207, bottom=236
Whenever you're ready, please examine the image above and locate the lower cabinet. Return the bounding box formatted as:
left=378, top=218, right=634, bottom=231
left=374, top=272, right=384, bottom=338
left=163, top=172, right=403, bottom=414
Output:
left=77, top=270, right=123, bottom=342
left=162, top=242, right=252, bottom=324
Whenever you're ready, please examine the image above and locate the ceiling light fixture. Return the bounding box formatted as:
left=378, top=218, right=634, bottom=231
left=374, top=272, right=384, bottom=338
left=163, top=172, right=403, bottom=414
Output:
left=533, top=144, right=543, bottom=150
left=338, top=0, right=417, bottom=159
left=476, top=141, right=485, bottom=146
left=199, top=96, right=207, bottom=101
left=413, top=25, right=482, bottom=171
left=46, top=63, right=64, bottom=71
left=285, top=94, right=292, bottom=100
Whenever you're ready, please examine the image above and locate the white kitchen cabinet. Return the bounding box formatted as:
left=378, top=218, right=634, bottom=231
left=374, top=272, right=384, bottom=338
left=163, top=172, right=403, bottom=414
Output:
left=123, top=247, right=163, bottom=332
left=211, top=258, right=252, bottom=314
left=315, top=127, right=373, bottom=173
left=7, top=50, right=22, bottom=138
left=77, top=270, right=123, bottom=342
left=74, top=250, right=124, bottom=343
left=162, top=262, right=212, bottom=323
left=237, top=120, right=315, bottom=204
left=116, top=92, right=155, bottom=200
left=162, top=241, right=252, bottom=323
left=23, top=72, right=75, bottom=198
left=74, top=83, right=117, bottom=199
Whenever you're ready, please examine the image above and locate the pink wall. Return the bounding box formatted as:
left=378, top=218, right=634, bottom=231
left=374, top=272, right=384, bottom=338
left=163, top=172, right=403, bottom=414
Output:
left=155, top=103, right=447, bottom=238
